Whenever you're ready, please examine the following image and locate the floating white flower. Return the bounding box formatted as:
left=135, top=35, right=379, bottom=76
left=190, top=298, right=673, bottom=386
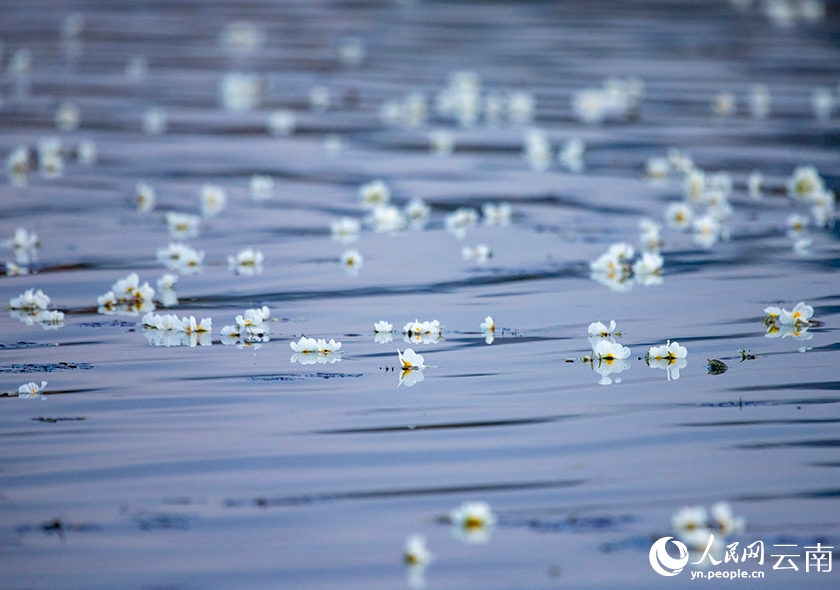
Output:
left=249, top=175, right=274, bottom=201
left=403, top=532, right=432, bottom=567
left=219, top=72, right=263, bottom=112
left=55, top=101, right=80, bottom=131
left=449, top=501, right=496, bottom=544
left=667, top=148, right=695, bottom=175
left=36, top=310, right=65, bottom=329
left=227, top=247, right=264, bottom=275
left=482, top=202, right=513, bottom=226
left=397, top=348, right=427, bottom=387
left=462, top=244, right=492, bottom=264
left=523, top=128, right=552, bottom=171
left=588, top=320, right=618, bottom=343
left=309, top=85, right=331, bottom=112
left=374, top=320, right=394, bottom=343
left=779, top=301, right=814, bottom=326
left=638, top=218, right=662, bottom=252
left=403, top=319, right=443, bottom=344
left=692, top=214, right=721, bottom=249
left=290, top=336, right=342, bottom=364
left=592, top=339, right=631, bottom=385
left=76, top=139, right=97, bottom=165
left=267, top=109, right=297, bottom=136
left=38, top=138, right=63, bottom=179
left=156, top=242, right=204, bottom=273
left=646, top=340, right=688, bottom=381
left=664, top=202, right=694, bottom=231
left=164, top=211, right=201, bottom=239
left=558, top=137, right=585, bottom=173
left=480, top=316, right=495, bottom=344
left=359, top=180, right=390, bottom=209
left=632, top=251, right=664, bottom=285
left=338, top=37, right=365, bottom=67
left=710, top=501, right=745, bottom=536
left=811, top=87, right=833, bottom=121
left=445, top=207, right=479, bottom=239
left=374, top=320, right=393, bottom=333
left=749, top=83, right=771, bottom=119
left=341, top=249, right=364, bottom=275
left=787, top=165, right=824, bottom=203
left=143, top=107, right=167, bottom=135
left=671, top=505, right=713, bottom=550
left=508, top=90, right=535, bottom=124
left=368, top=205, right=407, bottom=233
left=10, top=288, right=51, bottom=311
left=136, top=182, right=156, bottom=212
left=644, top=156, right=670, bottom=181
left=405, top=199, right=431, bottom=229
left=590, top=243, right=634, bottom=291
left=429, top=129, right=454, bottom=156
left=572, top=89, right=609, bottom=125
left=331, top=217, right=361, bottom=243
left=98, top=273, right=155, bottom=315
left=219, top=21, right=264, bottom=54
left=156, top=273, right=178, bottom=307
left=7, top=146, right=30, bottom=187
left=810, top=189, right=835, bottom=228
left=18, top=381, right=48, bottom=400
left=4, top=227, right=40, bottom=265
left=200, top=184, right=227, bottom=217
left=712, top=91, right=735, bottom=117
left=683, top=169, right=706, bottom=203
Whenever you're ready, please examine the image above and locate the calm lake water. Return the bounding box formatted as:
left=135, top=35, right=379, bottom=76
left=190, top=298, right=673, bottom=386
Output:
left=1, top=1, right=839, bottom=588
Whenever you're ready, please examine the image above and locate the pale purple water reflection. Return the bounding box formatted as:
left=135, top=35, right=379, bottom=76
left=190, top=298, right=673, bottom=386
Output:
left=1, top=1, right=839, bottom=588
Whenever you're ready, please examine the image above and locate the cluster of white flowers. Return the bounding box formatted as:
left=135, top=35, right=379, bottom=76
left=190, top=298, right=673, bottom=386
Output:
left=764, top=301, right=815, bottom=340
left=444, top=207, right=479, bottom=240
left=142, top=312, right=212, bottom=347
left=220, top=306, right=272, bottom=348
left=290, top=336, right=342, bottom=365
left=403, top=319, right=444, bottom=344
left=590, top=242, right=663, bottom=291
left=671, top=501, right=745, bottom=554
left=3, top=227, right=40, bottom=273
left=97, top=272, right=155, bottom=315
left=461, top=243, right=492, bottom=264
left=786, top=166, right=835, bottom=235
left=585, top=320, right=631, bottom=385
left=9, top=288, right=65, bottom=329
left=522, top=130, right=586, bottom=173
left=572, top=77, right=644, bottom=125
left=156, top=242, right=204, bottom=273
left=646, top=340, right=688, bottom=381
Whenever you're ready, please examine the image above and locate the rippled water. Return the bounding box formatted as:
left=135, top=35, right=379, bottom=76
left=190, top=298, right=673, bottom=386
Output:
left=2, top=1, right=839, bottom=588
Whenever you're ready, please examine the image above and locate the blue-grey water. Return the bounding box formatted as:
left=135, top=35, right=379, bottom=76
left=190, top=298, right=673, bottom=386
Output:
left=1, top=1, right=839, bottom=588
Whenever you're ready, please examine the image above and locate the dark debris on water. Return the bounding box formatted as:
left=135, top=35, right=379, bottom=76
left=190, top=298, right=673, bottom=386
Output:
left=249, top=372, right=363, bottom=381
left=0, top=362, right=94, bottom=374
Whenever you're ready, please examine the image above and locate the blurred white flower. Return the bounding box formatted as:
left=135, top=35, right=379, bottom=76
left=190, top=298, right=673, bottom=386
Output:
left=249, top=175, right=274, bottom=201
left=267, top=109, right=297, bottom=136
left=482, top=202, right=512, bottom=226
left=200, top=184, right=227, bottom=217
left=449, top=501, right=496, bottom=544
left=135, top=182, right=156, bottom=212
left=227, top=247, right=264, bottom=275
left=164, top=211, right=201, bottom=239
left=341, top=249, right=364, bottom=275
left=462, top=244, right=492, bottom=264
left=359, top=180, right=391, bottom=209
left=331, top=217, right=361, bottom=243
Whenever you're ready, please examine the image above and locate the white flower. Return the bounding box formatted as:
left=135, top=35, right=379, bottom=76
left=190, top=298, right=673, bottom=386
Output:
left=220, top=72, right=263, bottom=111
left=143, top=107, right=167, bottom=135
left=692, top=214, right=721, bottom=249
left=398, top=348, right=427, bottom=370
left=368, top=205, right=406, bottom=233
left=374, top=321, right=393, bottom=333
left=812, top=86, right=833, bottom=121
left=593, top=339, right=631, bottom=363
left=787, top=165, right=824, bottom=202
left=749, top=84, right=771, bottom=119
left=38, top=138, right=63, bottom=179
left=200, top=184, right=227, bottom=217
left=331, top=217, right=361, bottom=243
left=180, top=316, right=212, bottom=334
left=810, top=189, right=836, bottom=228
left=164, top=211, right=201, bottom=238
left=338, top=37, right=365, bottom=67
left=249, top=175, right=274, bottom=201
left=157, top=273, right=178, bottom=291
left=645, top=156, right=670, bottom=181
left=779, top=301, right=814, bottom=326
left=359, top=180, right=391, bottom=209
left=290, top=336, right=319, bottom=363
left=667, top=148, right=695, bottom=175
left=558, top=137, right=585, bottom=172
left=482, top=202, right=513, bottom=226
left=523, top=128, right=552, bottom=171
left=632, top=251, right=663, bottom=281
left=429, top=129, right=454, bottom=156
left=403, top=533, right=432, bottom=566
left=508, top=90, right=534, bottom=124
left=157, top=242, right=204, bottom=272
left=449, top=501, right=496, bottom=544
left=55, top=102, right=80, bottom=131
left=8, top=146, right=30, bottom=187
left=480, top=316, right=495, bottom=344
left=638, top=218, right=662, bottom=252
left=671, top=505, right=712, bottom=550
left=227, top=247, right=264, bottom=275
left=587, top=321, right=618, bottom=348
left=683, top=169, right=706, bottom=203
left=445, top=207, right=479, bottom=239
left=405, top=199, right=431, bottom=229
left=267, top=109, right=297, bottom=136
left=341, top=249, right=364, bottom=274
left=462, top=244, right=492, bottom=264
left=136, top=182, right=156, bottom=212
left=402, top=319, right=444, bottom=344
left=309, top=85, right=331, bottom=112
left=37, top=310, right=64, bottom=328
left=10, top=288, right=50, bottom=311
left=712, top=91, right=735, bottom=117
left=647, top=340, right=688, bottom=380
left=572, top=89, right=608, bottom=125
left=18, top=381, right=48, bottom=400
left=710, top=501, right=745, bottom=535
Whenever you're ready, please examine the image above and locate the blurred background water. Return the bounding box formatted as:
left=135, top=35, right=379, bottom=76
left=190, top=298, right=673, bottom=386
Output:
left=1, top=1, right=839, bottom=588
